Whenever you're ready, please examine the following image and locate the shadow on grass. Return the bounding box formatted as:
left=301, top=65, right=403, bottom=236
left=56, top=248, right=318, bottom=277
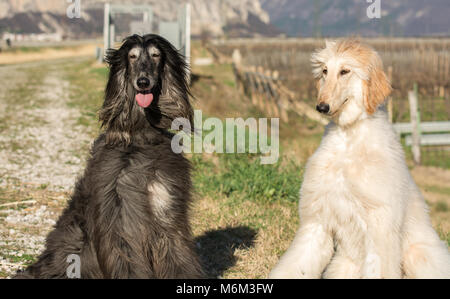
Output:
left=196, top=226, right=257, bottom=278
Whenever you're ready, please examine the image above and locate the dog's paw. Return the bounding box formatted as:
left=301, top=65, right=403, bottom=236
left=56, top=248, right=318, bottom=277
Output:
left=362, top=253, right=381, bottom=279
left=269, top=266, right=307, bottom=279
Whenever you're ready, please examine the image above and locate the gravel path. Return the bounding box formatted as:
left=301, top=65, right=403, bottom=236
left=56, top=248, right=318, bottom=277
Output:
left=0, top=58, right=93, bottom=277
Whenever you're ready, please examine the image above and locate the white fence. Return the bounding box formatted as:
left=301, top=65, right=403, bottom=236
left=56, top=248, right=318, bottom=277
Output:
left=392, top=87, right=450, bottom=165
left=394, top=122, right=450, bottom=146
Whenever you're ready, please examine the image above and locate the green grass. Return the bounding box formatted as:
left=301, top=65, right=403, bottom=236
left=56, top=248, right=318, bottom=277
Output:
left=436, top=227, right=450, bottom=247
left=393, top=96, right=449, bottom=123
left=63, top=61, right=106, bottom=137
left=193, top=153, right=302, bottom=204
left=224, top=79, right=236, bottom=88
left=1, top=253, right=36, bottom=265
left=424, top=185, right=450, bottom=196
left=435, top=201, right=449, bottom=213
left=89, top=66, right=109, bottom=79
left=403, top=143, right=450, bottom=169
left=420, top=152, right=450, bottom=169
left=188, top=110, right=302, bottom=204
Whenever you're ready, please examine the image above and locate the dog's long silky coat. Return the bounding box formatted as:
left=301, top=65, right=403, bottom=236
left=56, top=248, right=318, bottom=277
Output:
left=15, top=34, right=203, bottom=278
left=270, top=40, right=450, bottom=279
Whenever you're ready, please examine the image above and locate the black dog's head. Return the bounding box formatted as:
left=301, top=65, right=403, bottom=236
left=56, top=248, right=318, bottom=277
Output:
left=100, top=34, right=193, bottom=145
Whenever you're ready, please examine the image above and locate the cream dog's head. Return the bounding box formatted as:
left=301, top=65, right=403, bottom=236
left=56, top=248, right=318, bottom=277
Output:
left=311, top=40, right=392, bottom=127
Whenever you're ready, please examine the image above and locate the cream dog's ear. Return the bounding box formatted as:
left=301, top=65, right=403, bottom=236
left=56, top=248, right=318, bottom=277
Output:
left=363, top=52, right=392, bottom=114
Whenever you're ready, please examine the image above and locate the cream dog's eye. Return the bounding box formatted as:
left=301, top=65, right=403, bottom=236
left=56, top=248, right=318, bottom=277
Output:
left=323, top=69, right=328, bottom=75
left=340, top=69, right=350, bottom=75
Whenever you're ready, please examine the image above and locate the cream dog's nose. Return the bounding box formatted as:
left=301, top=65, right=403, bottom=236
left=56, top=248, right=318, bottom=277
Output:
left=316, top=102, right=330, bottom=114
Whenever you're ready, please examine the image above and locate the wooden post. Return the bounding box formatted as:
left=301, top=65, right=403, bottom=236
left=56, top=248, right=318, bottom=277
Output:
left=445, top=88, right=450, bottom=117
left=249, top=66, right=258, bottom=106
left=233, top=64, right=243, bottom=93
left=244, top=71, right=252, bottom=99
left=408, top=83, right=421, bottom=165
left=271, top=70, right=280, bottom=118
left=387, top=66, right=393, bottom=123
left=264, top=70, right=274, bottom=115
left=232, top=49, right=243, bottom=93
left=231, top=49, right=242, bottom=68
left=271, top=71, right=288, bottom=122
left=279, top=95, right=289, bottom=123
left=256, top=66, right=265, bottom=111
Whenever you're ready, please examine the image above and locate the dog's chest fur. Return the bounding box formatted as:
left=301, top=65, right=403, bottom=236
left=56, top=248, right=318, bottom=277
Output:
left=81, top=132, right=192, bottom=241
left=301, top=120, right=391, bottom=232
left=300, top=116, right=404, bottom=264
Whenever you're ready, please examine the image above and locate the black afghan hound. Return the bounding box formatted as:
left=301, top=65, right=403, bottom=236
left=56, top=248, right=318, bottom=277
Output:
left=15, top=34, right=204, bottom=279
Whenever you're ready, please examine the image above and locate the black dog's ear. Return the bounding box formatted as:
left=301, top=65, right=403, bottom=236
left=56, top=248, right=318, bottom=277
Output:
left=145, top=35, right=193, bottom=132
left=100, top=48, right=126, bottom=125
left=99, top=46, right=131, bottom=144
left=163, top=58, right=194, bottom=127
left=104, top=48, right=127, bottom=70
left=105, top=48, right=117, bottom=66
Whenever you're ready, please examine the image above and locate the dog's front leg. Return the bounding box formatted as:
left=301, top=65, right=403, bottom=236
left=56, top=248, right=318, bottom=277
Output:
left=269, top=220, right=333, bottom=279
left=345, top=161, right=405, bottom=279
left=362, top=213, right=403, bottom=279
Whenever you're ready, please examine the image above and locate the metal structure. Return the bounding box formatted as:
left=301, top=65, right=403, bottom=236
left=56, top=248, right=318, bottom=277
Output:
left=102, top=3, right=191, bottom=65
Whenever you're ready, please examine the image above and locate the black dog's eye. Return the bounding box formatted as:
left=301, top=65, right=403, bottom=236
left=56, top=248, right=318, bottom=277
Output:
left=340, top=69, right=350, bottom=75
left=129, top=54, right=137, bottom=60
left=152, top=53, right=160, bottom=58
left=323, top=69, right=328, bottom=75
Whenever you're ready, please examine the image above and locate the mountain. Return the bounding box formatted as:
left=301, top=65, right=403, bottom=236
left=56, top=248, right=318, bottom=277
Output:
left=261, top=0, right=450, bottom=37
left=0, top=0, right=448, bottom=38
left=0, top=0, right=280, bottom=38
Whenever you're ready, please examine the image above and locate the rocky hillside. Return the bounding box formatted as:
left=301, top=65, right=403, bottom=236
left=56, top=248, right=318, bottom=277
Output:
left=0, top=0, right=448, bottom=38
left=261, top=0, right=450, bottom=37
left=0, top=0, right=280, bottom=38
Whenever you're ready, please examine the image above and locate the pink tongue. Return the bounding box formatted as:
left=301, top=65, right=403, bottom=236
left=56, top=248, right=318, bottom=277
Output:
left=135, top=93, right=154, bottom=108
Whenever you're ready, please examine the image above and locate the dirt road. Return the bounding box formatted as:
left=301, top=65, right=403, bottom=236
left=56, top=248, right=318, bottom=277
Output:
left=0, top=58, right=93, bottom=277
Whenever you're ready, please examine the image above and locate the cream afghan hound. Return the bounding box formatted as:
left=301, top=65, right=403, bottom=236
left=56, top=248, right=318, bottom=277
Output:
left=270, top=40, right=450, bottom=279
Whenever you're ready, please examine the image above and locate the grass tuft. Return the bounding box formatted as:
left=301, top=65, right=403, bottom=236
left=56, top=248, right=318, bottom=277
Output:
left=193, top=153, right=302, bottom=204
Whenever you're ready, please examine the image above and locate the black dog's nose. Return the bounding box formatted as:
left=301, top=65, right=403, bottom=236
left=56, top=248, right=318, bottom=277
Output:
left=137, top=77, right=150, bottom=89
left=316, top=103, right=330, bottom=114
